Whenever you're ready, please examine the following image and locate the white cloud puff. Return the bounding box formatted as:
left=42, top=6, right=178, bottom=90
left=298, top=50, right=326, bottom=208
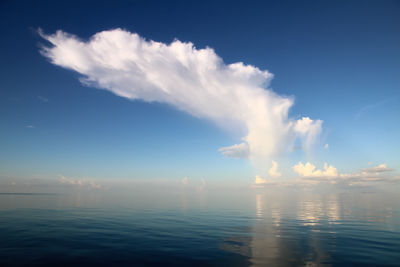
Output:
left=39, top=28, right=322, bottom=161
left=293, top=162, right=338, bottom=178
left=181, top=177, right=189, bottom=185
left=252, top=174, right=280, bottom=188
left=254, top=175, right=268, bottom=185
left=268, top=160, right=282, bottom=178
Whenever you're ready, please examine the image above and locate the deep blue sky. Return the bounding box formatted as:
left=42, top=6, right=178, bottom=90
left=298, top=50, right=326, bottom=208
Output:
left=1, top=0, right=399, bottom=181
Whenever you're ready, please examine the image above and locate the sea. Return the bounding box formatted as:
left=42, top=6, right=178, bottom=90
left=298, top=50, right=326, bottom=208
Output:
left=0, top=186, right=399, bottom=266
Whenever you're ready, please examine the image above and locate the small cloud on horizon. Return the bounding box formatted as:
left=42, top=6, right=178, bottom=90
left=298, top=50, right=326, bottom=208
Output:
left=253, top=175, right=269, bottom=186
left=293, top=162, right=338, bottom=178
left=268, top=160, right=282, bottom=178
left=252, top=162, right=398, bottom=188
left=361, top=163, right=393, bottom=173
left=181, top=177, right=189, bottom=185
left=59, top=175, right=101, bottom=189
left=293, top=162, right=398, bottom=187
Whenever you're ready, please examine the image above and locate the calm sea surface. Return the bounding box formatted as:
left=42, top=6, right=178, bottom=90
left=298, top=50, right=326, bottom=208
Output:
left=0, top=189, right=399, bottom=266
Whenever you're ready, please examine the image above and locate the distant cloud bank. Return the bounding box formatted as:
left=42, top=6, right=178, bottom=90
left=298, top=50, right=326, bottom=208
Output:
left=39, top=28, right=322, bottom=162
left=253, top=162, right=398, bottom=188
left=293, top=162, right=397, bottom=187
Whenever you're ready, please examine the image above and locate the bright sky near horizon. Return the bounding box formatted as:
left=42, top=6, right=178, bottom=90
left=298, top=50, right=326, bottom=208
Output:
left=0, top=0, right=399, bottom=188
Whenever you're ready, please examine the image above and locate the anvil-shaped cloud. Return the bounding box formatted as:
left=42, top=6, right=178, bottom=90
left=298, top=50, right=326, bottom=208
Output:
left=39, top=29, right=322, bottom=161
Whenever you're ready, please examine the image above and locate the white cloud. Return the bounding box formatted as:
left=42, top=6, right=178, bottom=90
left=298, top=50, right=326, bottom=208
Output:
left=324, top=143, right=329, bottom=149
left=293, top=162, right=397, bottom=186
left=181, top=177, right=189, bottom=185
left=89, top=180, right=101, bottom=189
left=252, top=174, right=280, bottom=187
left=361, top=163, right=393, bottom=173
left=60, top=175, right=83, bottom=185
left=268, top=160, right=282, bottom=178
left=59, top=175, right=101, bottom=189
left=254, top=175, right=268, bottom=185
left=26, top=125, right=35, bottom=128
left=294, top=162, right=338, bottom=178
left=294, top=117, right=322, bottom=151
left=39, top=28, right=322, bottom=162
left=218, top=142, right=249, bottom=158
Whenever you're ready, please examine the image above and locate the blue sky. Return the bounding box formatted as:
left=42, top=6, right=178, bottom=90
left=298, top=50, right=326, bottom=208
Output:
left=0, top=0, right=399, bottom=187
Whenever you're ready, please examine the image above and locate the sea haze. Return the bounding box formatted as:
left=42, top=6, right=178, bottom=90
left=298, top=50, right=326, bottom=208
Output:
left=0, top=185, right=399, bottom=266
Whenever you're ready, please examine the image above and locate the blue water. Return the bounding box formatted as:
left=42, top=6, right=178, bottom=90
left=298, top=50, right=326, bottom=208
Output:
left=0, top=190, right=399, bottom=266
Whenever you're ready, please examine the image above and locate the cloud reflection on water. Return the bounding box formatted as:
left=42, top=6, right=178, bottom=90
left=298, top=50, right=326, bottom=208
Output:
left=0, top=183, right=399, bottom=265
left=221, top=191, right=399, bottom=266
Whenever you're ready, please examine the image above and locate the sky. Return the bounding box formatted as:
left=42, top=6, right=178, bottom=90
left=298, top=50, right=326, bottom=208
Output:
left=0, top=0, right=399, bottom=189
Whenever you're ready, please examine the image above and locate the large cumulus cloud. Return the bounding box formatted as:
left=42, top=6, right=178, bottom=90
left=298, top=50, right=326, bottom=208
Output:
left=39, top=28, right=322, bottom=162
